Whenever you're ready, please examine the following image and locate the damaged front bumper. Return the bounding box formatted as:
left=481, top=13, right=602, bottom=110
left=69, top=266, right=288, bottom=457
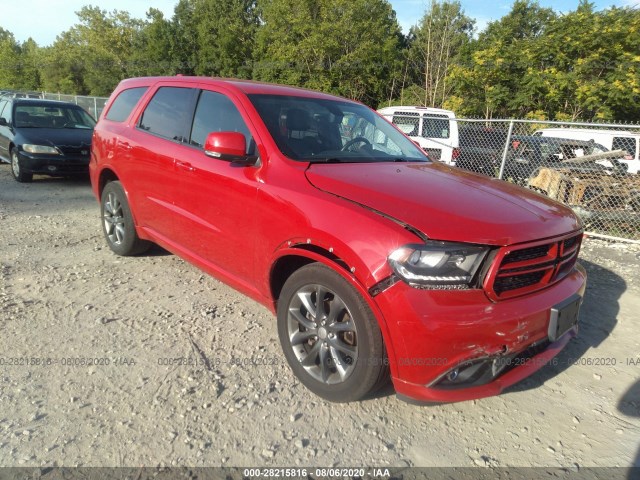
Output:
left=374, top=263, right=587, bottom=403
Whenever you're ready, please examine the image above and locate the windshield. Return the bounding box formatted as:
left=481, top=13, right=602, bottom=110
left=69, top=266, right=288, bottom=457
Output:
left=14, top=104, right=96, bottom=129
left=248, top=94, right=428, bottom=163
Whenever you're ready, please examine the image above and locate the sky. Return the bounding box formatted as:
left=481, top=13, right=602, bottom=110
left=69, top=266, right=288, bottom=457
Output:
left=2, top=0, right=638, bottom=46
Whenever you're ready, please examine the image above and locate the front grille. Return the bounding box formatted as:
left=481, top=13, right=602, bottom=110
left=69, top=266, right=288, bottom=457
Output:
left=494, top=271, right=546, bottom=294
left=563, top=236, right=579, bottom=252
left=57, top=144, right=90, bottom=156
left=488, top=232, right=582, bottom=299
left=502, top=244, right=550, bottom=264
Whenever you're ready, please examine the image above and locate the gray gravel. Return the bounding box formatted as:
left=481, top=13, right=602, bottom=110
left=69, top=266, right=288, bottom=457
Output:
left=0, top=166, right=639, bottom=468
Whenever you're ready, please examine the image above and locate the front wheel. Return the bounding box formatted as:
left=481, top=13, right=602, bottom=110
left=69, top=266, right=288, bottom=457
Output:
left=277, top=263, right=388, bottom=402
left=11, top=149, right=32, bottom=183
left=101, top=181, right=150, bottom=256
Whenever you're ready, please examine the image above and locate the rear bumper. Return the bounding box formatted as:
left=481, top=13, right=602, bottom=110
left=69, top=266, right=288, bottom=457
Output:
left=374, top=263, right=587, bottom=402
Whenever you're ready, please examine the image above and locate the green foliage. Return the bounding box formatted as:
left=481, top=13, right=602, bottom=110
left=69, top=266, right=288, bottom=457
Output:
left=403, top=1, right=474, bottom=108
left=445, top=0, right=640, bottom=121
left=193, top=0, right=258, bottom=78
left=39, top=30, right=88, bottom=94
left=0, top=28, right=21, bottom=88
left=128, top=9, right=176, bottom=76
left=448, top=0, right=556, bottom=119
left=0, top=0, right=638, bottom=121
left=253, top=0, right=403, bottom=106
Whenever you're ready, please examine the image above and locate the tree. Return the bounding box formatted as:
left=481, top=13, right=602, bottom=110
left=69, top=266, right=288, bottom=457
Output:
left=447, top=0, right=556, bottom=118
left=73, top=6, right=143, bottom=95
left=538, top=2, right=640, bottom=120
left=193, top=0, right=258, bottom=78
left=0, top=28, right=21, bottom=88
left=170, top=0, right=199, bottom=75
left=39, top=30, right=88, bottom=94
left=129, top=8, right=176, bottom=76
left=13, top=39, right=42, bottom=91
left=405, top=1, right=474, bottom=108
left=253, top=0, right=403, bottom=107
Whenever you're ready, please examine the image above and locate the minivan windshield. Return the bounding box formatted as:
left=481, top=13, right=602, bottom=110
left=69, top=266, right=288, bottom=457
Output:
left=248, top=94, right=428, bottom=163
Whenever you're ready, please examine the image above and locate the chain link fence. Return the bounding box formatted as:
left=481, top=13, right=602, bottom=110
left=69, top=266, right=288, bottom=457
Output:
left=454, top=119, right=640, bottom=241
left=386, top=113, right=640, bottom=241
left=40, top=93, right=108, bottom=120
left=1, top=90, right=109, bottom=119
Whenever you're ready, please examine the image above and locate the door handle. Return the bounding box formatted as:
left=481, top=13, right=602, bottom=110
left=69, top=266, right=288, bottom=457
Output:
left=174, top=160, right=195, bottom=172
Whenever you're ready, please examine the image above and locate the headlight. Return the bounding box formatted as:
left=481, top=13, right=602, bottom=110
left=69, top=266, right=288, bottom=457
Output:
left=23, top=144, right=61, bottom=155
left=388, top=241, right=490, bottom=288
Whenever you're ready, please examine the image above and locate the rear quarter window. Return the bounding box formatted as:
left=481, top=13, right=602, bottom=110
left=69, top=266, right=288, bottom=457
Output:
left=105, top=87, right=148, bottom=122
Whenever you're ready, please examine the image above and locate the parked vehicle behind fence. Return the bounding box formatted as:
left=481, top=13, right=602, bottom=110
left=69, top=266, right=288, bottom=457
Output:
left=534, top=128, right=640, bottom=174
left=501, top=135, right=627, bottom=185
left=377, top=106, right=459, bottom=165
left=90, top=76, right=587, bottom=403
left=455, top=124, right=509, bottom=176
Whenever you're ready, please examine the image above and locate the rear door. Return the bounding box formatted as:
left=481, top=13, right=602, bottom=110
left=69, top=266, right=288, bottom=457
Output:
left=124, top=83, right=198, bottom=239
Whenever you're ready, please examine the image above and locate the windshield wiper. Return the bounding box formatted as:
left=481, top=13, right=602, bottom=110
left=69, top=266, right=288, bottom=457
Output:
left=307, top=158, right=344, bottom=164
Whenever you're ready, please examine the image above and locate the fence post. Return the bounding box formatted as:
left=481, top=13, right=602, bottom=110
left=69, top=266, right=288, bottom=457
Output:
left=498, top=120, right=515, bottom=180
left=94, top=97, right=98, bottom=118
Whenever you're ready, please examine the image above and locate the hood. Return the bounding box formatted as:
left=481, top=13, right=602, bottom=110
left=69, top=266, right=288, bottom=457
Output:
left=20, top=128, right=93, bottom=149
left=305, top=162, right=581, bottom=246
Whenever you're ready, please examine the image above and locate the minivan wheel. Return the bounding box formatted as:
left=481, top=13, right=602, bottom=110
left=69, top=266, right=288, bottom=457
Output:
left=101, top=181, right=150, bottom=256
left=11, top=149, right=33, bottom=183
left=277, top=263, right=388, bottom=402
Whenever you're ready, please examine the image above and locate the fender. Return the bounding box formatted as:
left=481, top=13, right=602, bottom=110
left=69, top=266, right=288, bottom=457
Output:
left=269, top=244, right=400, bottom=379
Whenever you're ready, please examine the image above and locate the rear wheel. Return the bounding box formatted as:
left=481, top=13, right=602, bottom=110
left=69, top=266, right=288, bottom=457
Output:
left=101, top=181, right=150, bottom=256
left=277, top=263, right=388, bottom=402
left=11, top=149, right=32, bottom=183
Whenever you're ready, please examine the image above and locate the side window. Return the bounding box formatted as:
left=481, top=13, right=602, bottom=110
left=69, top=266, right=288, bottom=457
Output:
left=422, top=114, right=450, bottom=139
left=392, top=112, right=419, bottom=136
left=189, top=90, right=253, bottom=152
left=105, top=87, right=148, bottom=122
left=139, top=87, right=195, bottom=142
left=613, top=137, right=637, bottom=158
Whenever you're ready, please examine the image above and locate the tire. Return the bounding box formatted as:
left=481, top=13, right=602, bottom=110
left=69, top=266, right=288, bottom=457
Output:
left=100, top=181, right=150, bottom=256
left=277, top=263, right=388, bottom=402
left=11, top=149, right=32, bottom=183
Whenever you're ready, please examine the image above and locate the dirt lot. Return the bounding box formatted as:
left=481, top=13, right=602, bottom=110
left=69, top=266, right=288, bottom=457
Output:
left=1, top=165, right=639, bottom=470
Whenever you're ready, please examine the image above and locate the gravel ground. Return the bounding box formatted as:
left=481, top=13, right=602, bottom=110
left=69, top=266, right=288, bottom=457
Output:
left=0, top=165, right=639, bottom=469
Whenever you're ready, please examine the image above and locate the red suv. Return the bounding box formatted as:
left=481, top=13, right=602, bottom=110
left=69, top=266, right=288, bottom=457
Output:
left=90, top=77, right=587, bottom=403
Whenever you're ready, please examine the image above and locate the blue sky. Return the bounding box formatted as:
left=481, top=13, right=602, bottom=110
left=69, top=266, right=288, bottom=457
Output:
left=2, top=0, right=638, bottom=46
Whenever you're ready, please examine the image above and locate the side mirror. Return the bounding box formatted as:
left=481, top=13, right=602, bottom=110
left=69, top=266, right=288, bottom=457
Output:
left=204, top=132, right=259, bottom=166
left=0, top=118, right=8, bottom=127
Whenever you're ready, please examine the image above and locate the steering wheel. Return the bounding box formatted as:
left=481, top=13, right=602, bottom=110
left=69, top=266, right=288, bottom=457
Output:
left=342, top=136, right=371, bottom=151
